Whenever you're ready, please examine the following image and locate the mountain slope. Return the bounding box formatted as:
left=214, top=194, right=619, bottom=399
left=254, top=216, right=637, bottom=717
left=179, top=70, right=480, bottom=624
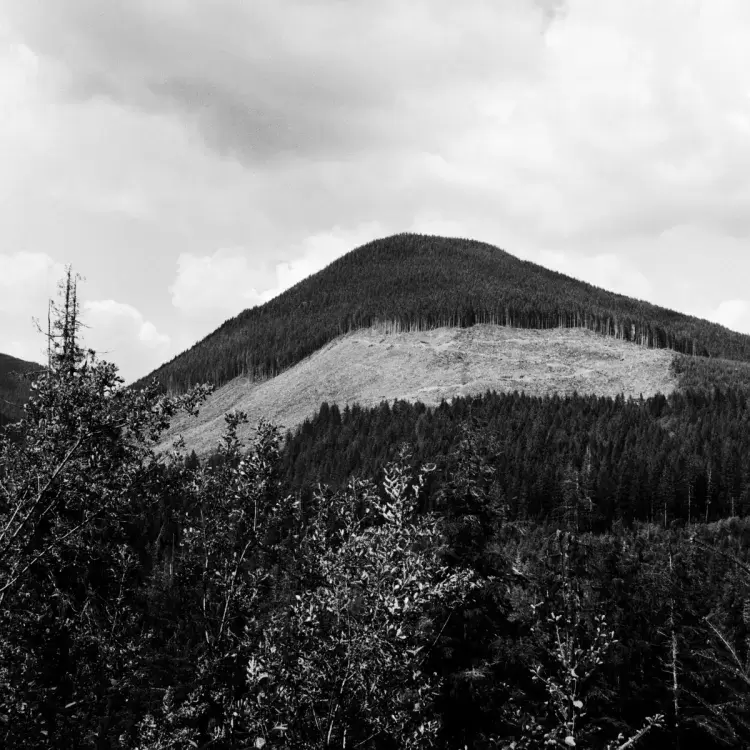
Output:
left=160, top=324, right=678, bottom=456
left=138, top=234, right=750, bottom=395
left=280, top=372, right=750, bottom=523
left=0, top=353, right=41, bottom=427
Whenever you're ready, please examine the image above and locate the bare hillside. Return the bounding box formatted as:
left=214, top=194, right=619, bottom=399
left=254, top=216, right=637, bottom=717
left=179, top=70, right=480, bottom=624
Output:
left=160, top=325, right=677, bottom=456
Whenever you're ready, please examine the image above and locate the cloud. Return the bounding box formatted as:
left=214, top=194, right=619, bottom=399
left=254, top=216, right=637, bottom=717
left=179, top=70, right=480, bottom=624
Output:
left=0, top=252, right=64, bottom=363
left=83, top=299, right=170, bottom=383
left=263, top=223, right=386, bottom=302
left=170, top=249, right=267, bottom=315
left=0, top=251, right=63, bottom=314
left=6, top=1, right=750, bottom=249
left=410, top=214, right=473, bottom=240
left=83, top=300, right=170, bottom=349
left=165, top=224, right=386, bottom=359
left=537, top=250, right=654, bottom=301
left=706, top=300, right=750, bottom=335
left=0, top=0, right=550, bottom=165
left=170, top=223, right=385, bottom=317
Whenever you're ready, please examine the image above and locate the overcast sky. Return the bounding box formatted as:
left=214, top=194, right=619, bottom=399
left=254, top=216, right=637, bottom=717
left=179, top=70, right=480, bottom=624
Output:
left=1, top=0, right=750, bottom=382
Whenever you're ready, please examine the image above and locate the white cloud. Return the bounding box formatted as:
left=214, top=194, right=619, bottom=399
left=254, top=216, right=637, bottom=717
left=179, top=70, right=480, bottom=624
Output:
left=83, top=299, right=170, bottom=383
left=262, top=222, right=385, bottom=303
left=410, top=214, right=472, bottom=240
left=3, top=340, right=39, bottom=361
left=138, top=320, right=169, bottom=347
left=707, top=300, right=750, bottom=334
left=536, top=249, right=654, bottom=301
left=0, top=251, right=63, bottom=314
left=170, top=223, right=385, bottom=323
left=0, top=252, right=64, bottom=363
left=84, top=300, right=170, bottom=349
left=170, top=249, right=265, bottom=314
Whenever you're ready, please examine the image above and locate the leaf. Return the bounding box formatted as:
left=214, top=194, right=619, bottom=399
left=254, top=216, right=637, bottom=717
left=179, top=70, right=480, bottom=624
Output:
left=564, top=737, right=576, bottom=747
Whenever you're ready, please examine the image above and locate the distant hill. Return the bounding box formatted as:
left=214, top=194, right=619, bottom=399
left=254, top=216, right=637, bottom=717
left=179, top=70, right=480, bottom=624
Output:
left=0, top=353, right=41, bottom=427
left=137, top=233, right=750, bottom=395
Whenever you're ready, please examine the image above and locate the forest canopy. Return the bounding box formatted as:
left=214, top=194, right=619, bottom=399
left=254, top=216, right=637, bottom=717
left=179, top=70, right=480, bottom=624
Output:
left=0, top=353, right=40, bottom=427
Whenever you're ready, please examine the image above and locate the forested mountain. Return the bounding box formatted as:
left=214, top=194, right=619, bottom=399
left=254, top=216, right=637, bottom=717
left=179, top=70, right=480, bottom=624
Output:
left=137, top=234, right=750, bottom=394
left=0, top=353, right=40, bottom=427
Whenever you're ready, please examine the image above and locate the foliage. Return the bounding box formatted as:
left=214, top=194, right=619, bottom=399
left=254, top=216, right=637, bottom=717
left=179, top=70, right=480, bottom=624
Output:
left=688, top=535, right=750, bottom=745
left=281, top=386, right=750, bottom=528
left=5, top=269, right=750, bottom=748
left=133, top=448, right=477, bottom=748
left=0, top=352, right=40, bottom=427
left=498, top=532, right=664, bottom=749
left=0, top=270, right=210, bottom=747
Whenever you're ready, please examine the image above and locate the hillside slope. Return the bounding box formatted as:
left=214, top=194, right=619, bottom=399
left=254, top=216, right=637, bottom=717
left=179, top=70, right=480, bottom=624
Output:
left=0, top=353, right=41, bottom=427
left=160, top=324, right=677, bottom=456
left=138, top=233, right=750, bottom=396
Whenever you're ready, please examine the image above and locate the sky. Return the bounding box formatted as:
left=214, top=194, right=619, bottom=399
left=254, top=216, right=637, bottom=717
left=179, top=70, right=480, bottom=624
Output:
left=1, top=0, right=750, bottom=383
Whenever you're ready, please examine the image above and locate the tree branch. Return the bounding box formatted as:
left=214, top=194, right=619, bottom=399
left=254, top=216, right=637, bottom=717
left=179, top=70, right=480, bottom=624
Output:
left=0, top=436, right=83, bottom=557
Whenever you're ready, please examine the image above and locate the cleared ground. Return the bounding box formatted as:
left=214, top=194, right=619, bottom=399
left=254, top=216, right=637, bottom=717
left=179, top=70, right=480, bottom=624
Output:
left=160, top=325, right=678, bottom=456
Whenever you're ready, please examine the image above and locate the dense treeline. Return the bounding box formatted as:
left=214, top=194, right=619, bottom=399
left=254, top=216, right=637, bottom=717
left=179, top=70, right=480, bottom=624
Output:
left=436, top=516, right=750, bottom=748
left=136, top=234, right=750, bottom=394
left=0, top=353, right=39, bottom=427
left=672, top=352, right=750, bottom=393
left=277, top=360, right=750, bottom=529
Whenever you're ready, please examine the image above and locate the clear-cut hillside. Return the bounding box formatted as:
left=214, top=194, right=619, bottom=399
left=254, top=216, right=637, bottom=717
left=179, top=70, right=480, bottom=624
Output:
left=160, top=324, right=677, bottom=456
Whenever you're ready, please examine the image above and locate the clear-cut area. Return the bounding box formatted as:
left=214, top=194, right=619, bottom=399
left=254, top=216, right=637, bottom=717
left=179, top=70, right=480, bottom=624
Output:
left=161, top=324, right=677, bottom=455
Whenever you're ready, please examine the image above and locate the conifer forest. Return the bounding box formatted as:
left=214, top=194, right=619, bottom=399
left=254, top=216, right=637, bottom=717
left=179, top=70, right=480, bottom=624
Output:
left=5, top=266, right=750, bottom=750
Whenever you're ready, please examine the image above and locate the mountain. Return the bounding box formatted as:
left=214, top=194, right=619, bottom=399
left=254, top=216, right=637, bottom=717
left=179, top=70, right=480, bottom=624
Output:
left=138, top=233, right=750, bottom=397
left=0, top=353, right=41, bottom=427
left=137, top=233, right=750, bottom=455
